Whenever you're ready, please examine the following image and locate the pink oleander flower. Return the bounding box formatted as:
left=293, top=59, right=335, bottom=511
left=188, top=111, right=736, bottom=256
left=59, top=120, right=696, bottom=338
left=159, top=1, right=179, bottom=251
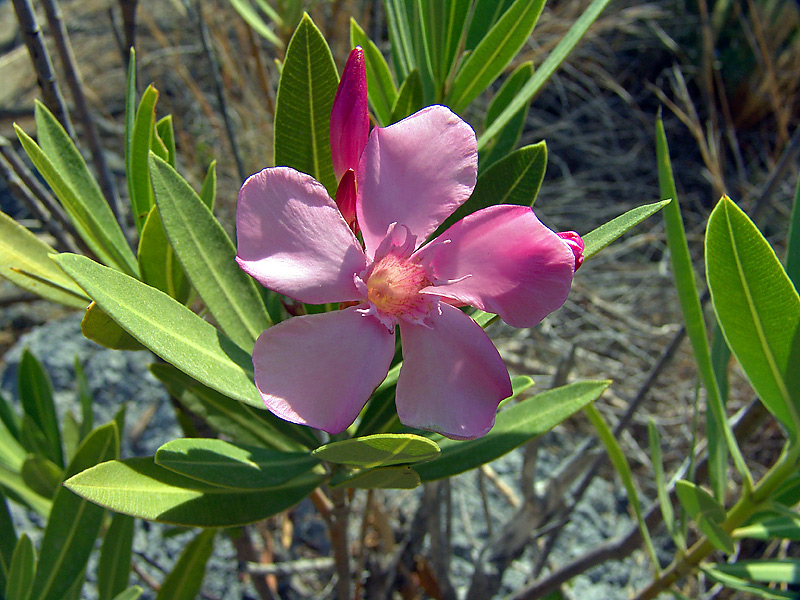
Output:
left=235, top=50, right=583, bottom=440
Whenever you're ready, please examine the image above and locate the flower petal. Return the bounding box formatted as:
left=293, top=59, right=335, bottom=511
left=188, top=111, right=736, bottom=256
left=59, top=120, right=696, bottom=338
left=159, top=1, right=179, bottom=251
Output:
left=416, top=205, right=575, bottom=328
left=330, top=47, right=369, bottom=182
left=253, top=307, right=395, bottom=434
left=236, top=167, right=367, bottom=304
left=396, top=303, right=512, bottom=439
left=357, top=105, right=477, bottom=258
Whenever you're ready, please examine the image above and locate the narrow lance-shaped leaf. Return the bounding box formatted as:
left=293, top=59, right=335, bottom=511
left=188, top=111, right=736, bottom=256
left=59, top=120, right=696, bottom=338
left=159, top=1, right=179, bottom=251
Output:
left=198, top=160, right=217, bottom=210
left=18, top=350, right=63, bottom=468
left=14, top=106, right=137, bottom=276
left=786, top=172, right=800, bottom=289
left=81, top=302, right=146, bottom=351
left=0, top=210, right=89, bottom=309
left=585, top=403, right=659, bottom=572
left=477, top=0, right=614, bottom=150
left=155, top=115, right=176, bottom=167
left=448, top=0, right=545, bottom=113
left=464, top=0, right=515, bottom=51
left=155, top=530, right=216, bottom=600
left=706, top=196, right=800, bottom=433
left=54, top=254, right=263, bottom=408
left=149, top=153, right=271, bottom=351
left=582, top=200, right=669, bottom=260
left=64, top=456, right=324, bottom=527
left=657, top=115, right=746, bottom=489
left=137, top=205, right=192, bottom=305
left=313, top=434, right=439, bottom=468
left=21, top=455, right=62, bottom=499
left=480, top=61, right=534, bottom=169
left=0, top=489, right=17, bottom=588
left=155, top=438, right=320, bottom=489
left=128, top=85, right=159, bottom=234
left=28, top=422, right=119, bottom=600
left=97, top=513, right=135, bottom=600
left=390, top=69, right=424, bottom=123
left=384, top=0, right=416, bottom=81
left=228, top=0, right=283, bottom=47
left=274, top=14, right=337, bottom=195
left=6, top=533, right=36, bottom=600
left=415, top=380, right=610, bottom=481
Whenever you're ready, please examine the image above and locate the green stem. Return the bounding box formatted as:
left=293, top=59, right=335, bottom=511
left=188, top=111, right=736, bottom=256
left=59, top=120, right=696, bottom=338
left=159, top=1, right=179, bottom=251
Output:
left=635, top=440, right=800, bottom=599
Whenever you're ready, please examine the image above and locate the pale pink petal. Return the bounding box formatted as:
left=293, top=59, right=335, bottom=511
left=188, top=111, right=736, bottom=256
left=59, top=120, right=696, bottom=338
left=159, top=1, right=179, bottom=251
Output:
left=334, top=168, right=358, bottom=232
left=356, top=105, right=477, bottom=258
left=415, top=205, right=575, bottom=328
left=253, top=307, right=395, bottom=434
left=236, top=167, right=367, bottom=304
left=396, top=303, right=511, bottom=439
left=330, top=47, right=369, bottom=182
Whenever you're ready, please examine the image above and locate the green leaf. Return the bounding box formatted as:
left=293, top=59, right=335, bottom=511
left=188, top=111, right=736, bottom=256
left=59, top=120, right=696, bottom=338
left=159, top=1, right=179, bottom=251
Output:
left=0, top=410, right=26, bottom=472
left=334, top=466, right=420, bottom=490
left=448, top=0, right=545, bottom=113
left=708, top=325, right=731, bottom=501
left=414, top=380, right=610, bottom=481
left=62, top=411, right=81, bottom=464
left=137, top=206, right=191, bottom=305
left=124, top=48, right=136, bottom=217
left=155, top=438, right=320, bottom=489
left=657, top=116, right=748, bottom=485
left=112, top=587, right=143, bottom=600
left=228, top=0, right=283, bottom=47
left=96, top=513, right=134, bottom=600
left=582, top=200, right=670, bottom=260
left=350, top=19, right=397, bottom=126
left=7, top=533, right=36, bottom=600
left=702, top=563, right=800, bottom=599
left=64, top=457, right=323, bottom=527
left=74, top=358, right=93, bottom=441
left=464, top=0, right=515, bottom=52
left=0, top=463, right=51, bottom=517
left=675, top=479, right=734, bottom=553
left=648, top=420, right=682, bottom=548
left=0, top=210, right=89, bottom=309
left=384, top=0, right=416, bottom=81
left=54, top=254, right=262, bottom=409
left=198, top=161, right=217, bottom=211
left=128, top=85, right=159, bottom=234
left=155, top=529, right=215, bottom=600
left=0, top=490, right=17, bottom=583
left=18, top=350, right=63, bottom=468
left=735, top=513, right=800, bottom=541
left=313, top=434, right=439, bottom=468
left=480, top=61, right=534, bottom=169
left=20, top=455, right=62, bottom=499
left=706, top=196, right=800, bottom=432
left=274, top=14, right=337, bottom=195
left=0, top=391, right=21, bottom=446
left=477, top=0, right=613, bottom=150
left=418, top=0, right=470, bottom=92
left=28, top=422, right=119, bottom=600
left=390, top=69, right=424, bottom=123
left=585, top=404, right=659, bottom=572
left=439, top=142, right=547, bottom=236
left=81, top=303, right=146, bottom=351
left=149, top=363, right=312, bottom=452
left=15, top=104, right=136, bottom=276
left=149, top=154, right=271, bottom=351
left=155, top=116, right=176, bottom=167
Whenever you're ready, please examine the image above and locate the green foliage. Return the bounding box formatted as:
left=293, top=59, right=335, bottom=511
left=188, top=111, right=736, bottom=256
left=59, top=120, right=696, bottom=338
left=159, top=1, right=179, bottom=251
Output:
left=313, top=433, right=440, bottom=468
left=155, top=438, right=320, bottom=489
left=675, top=479, right=734, bottom=554
left=150, top=154, right=271, bottom=352
left=334, top=465, right=420, bottom=489
left=447, top=0, right=545, bottom=113
left=0, top=210, right=89, bottom=309
left=274, top=13, right=338, bottom=195
left=155, top=530, right=216, bottom=600
left=6, top=533, right=36, bottom=600
left=54, top=254, right=262, bottom=409
left=582, top=201, right=670, bottom=260
left=81, top=303, right=145, bottom=351
left=480, top=61, right=534, bottom=168
left=706, top=196, right=800, bottom=434
left=96, top=513, right=134, bottom=600
left=415, top=381, right=610, bottom=481
left=64, top=457, right=324, bottom=527
left=15, top=103, right=136, bottom=277
left=350, top=18, right=397, bottom=126
left=18, top=351, right=62, bottom=468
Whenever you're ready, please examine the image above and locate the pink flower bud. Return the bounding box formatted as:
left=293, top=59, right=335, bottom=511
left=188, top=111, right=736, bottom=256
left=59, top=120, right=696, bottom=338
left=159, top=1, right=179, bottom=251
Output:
left=334, top=168, right=358, bottom=233
left=330, top=47, right=369, bottom=182
left=557, top=231, right=585, bottom=271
